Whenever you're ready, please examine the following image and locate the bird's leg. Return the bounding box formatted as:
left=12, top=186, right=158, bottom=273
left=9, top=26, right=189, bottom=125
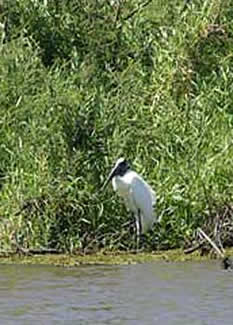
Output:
left=135, top=210, right=142, bottom=251
left=135, top=218, right=140, bottom=251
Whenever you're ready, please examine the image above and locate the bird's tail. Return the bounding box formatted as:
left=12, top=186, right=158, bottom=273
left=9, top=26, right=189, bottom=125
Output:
left=141, top=213, right=162, bottom=234
left=141, top=216, right=154, bottom=234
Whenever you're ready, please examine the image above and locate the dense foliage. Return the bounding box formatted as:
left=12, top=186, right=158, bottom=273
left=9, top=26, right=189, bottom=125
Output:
left=0, top=0, right=233, bottom=252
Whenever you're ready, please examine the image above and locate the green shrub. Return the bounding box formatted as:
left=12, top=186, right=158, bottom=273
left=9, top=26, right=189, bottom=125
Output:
left=0, top=0, right=233, bottom=252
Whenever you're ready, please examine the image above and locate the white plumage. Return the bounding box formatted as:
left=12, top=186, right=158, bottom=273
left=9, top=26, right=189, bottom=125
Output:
left=113, top=169, right=156, bottom=234
left=103, top=158, right=157, bottom=242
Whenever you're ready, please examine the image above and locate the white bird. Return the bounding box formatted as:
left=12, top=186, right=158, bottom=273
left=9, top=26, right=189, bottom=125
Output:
left=102, top=158, right=157, bottom=247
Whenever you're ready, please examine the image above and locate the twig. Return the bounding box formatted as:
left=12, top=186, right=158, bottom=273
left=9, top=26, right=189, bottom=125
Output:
left=214, top=209, right=226, bottom=253
left=120, top=0, right=152, bottom=24
left=198, top=228, right=224, bottom=258
left=18, top=247, right=62, bottom=256
left=184, top=238, right=206, bottom=254
left=0, top=248, right=63, bottom=257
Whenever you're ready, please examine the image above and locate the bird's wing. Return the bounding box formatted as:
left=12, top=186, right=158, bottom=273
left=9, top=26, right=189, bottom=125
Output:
left=131, top=175, right=156, bottom=233
left=147, top=184, right=156, bottom=207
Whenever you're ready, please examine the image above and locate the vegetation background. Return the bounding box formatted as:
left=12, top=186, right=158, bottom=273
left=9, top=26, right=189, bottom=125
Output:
left=0, top=0, right=233, bottom=253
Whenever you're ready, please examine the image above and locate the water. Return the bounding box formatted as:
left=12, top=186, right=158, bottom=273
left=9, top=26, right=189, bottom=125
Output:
left=0, top=261, right=233, bottom=324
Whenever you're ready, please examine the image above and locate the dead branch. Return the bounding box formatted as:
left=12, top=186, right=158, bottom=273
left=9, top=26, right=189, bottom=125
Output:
left=0, top=247, right=63, bottom=257
left=184, top=238, right=206, bottom=254
left=198, top=227, right=224, bottom=258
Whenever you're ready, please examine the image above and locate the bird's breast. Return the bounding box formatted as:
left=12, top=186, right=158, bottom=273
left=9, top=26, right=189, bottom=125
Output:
left=112, top=175, right=130, bottom=197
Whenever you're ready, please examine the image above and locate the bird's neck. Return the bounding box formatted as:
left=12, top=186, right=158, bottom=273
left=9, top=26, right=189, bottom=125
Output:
left=118, top=167, right=130, bottom=177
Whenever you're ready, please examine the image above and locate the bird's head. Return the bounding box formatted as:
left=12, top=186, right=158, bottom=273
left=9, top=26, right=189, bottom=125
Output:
left=102, top=157, right=130, bottom=190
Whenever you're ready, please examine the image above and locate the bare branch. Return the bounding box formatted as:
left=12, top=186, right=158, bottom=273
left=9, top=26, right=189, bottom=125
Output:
left=198, top=228, right=225, bottom=258
left=184, top=238, right=206, bottom=254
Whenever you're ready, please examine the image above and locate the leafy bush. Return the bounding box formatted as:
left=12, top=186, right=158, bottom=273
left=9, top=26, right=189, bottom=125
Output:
left=0, top=0, right=233, bottom=252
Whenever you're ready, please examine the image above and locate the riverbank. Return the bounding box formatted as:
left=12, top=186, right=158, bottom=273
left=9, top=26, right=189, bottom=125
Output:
left=0, top=248, right=232, bottom=267
left=1, top=1, right=233, bottom=253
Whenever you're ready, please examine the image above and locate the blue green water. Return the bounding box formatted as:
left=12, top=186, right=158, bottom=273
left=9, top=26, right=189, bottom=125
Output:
left=0, top=261, right=232, bottom=324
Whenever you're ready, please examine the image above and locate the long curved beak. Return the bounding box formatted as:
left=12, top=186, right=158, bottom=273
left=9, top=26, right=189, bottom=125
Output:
left=101, top=166, right=117, bottom=191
